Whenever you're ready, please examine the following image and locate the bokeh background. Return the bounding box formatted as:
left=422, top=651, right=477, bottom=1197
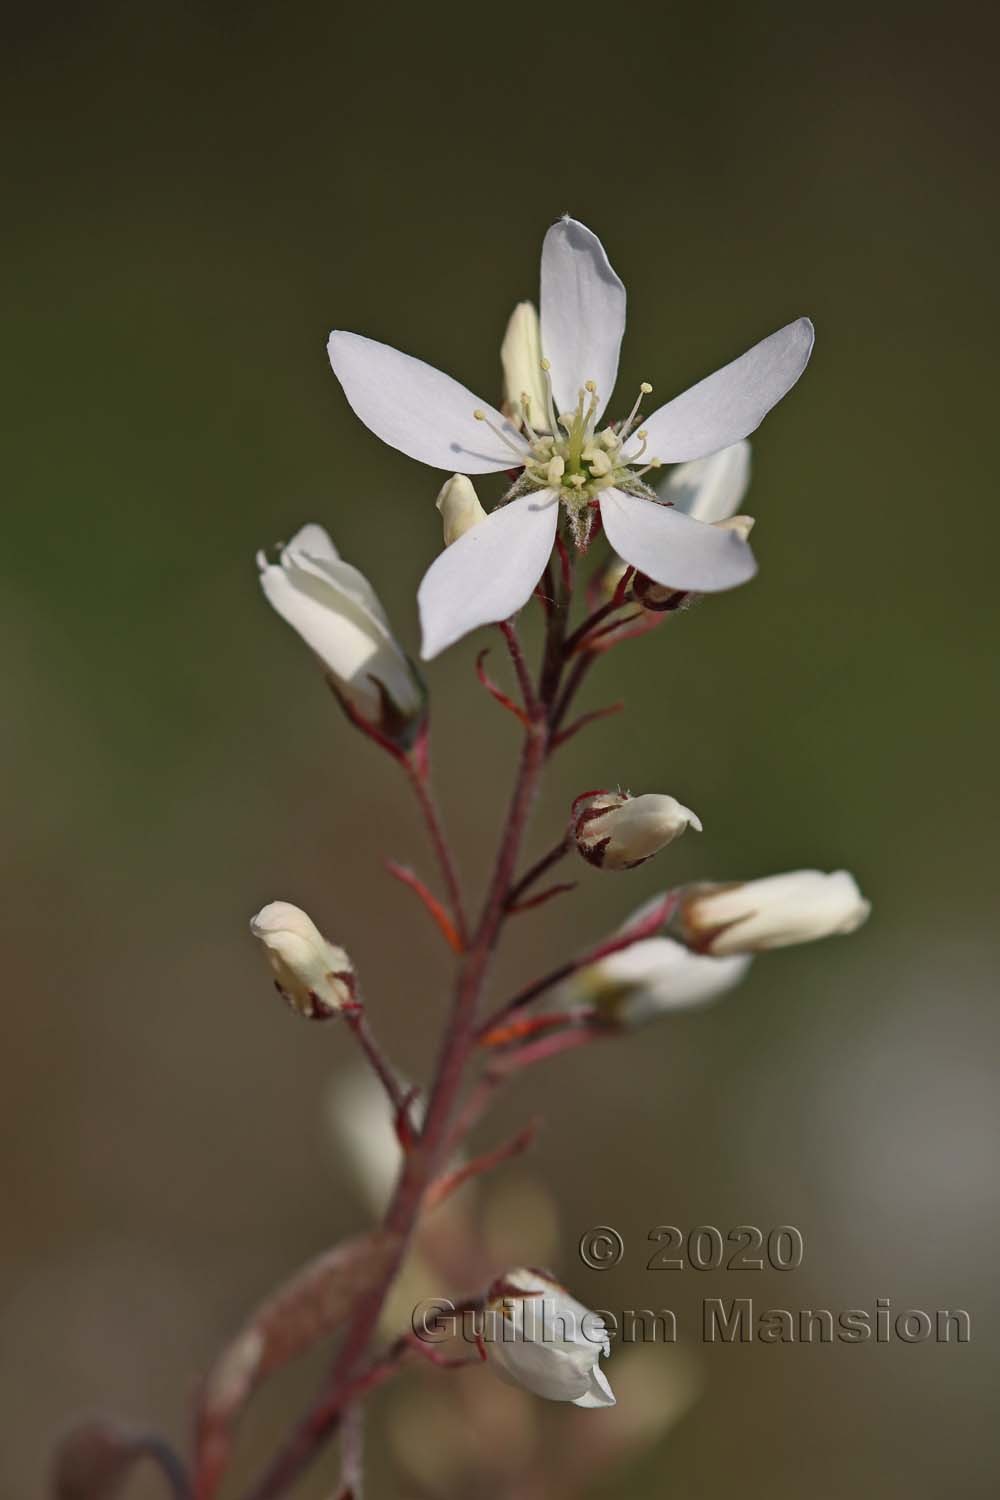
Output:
left=4, top=2, right=999, bottom=1496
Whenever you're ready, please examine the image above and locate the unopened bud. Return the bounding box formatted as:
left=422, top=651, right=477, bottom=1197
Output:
left=573, top=790, right=702, bottom=871
left=258, top=524, right=424, bottom=746
left=568, top=936, right=751, bottom=1027
left=435, top=474, right=487, bottom=546
left=485, top=1269, right=614, bottom=1407
left=658, top=441, right=751, bottom=523
left=676, top=870, right=871, bottom=956
left=250, top=901, right=355, bottom=1018
left=500, top=302, right=547, bottom=429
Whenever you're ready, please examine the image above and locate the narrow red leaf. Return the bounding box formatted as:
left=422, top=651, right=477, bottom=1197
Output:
left=385, top=860, right=463, bottom=953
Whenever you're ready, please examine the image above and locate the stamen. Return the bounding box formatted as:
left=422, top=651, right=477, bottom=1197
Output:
left=539, top=358, right=561, bottom=437
left=546, top=455, right=565, bottom=485
left=582, top=446, right=612, bottom=478
left=473, top=408, right=527, bottom=459
left=628, top=428, right=649, bottom=463
left=618, top=381, right=653, bottom=442
left=519, top=392, right=539, bottom=442
left=635, top=457, right=662, bottom=477
left=582, top=379, right=600, bottom=438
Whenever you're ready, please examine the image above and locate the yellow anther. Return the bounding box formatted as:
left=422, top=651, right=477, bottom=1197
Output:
left=640, top=382, right=653, bottom=394
left=540, top=357, right=551, bottom=371
left=567, top=473, right=586, bottom=488
left=473, top=409, right=486, bottom=420
left=585, top=379, right=597, bottom=393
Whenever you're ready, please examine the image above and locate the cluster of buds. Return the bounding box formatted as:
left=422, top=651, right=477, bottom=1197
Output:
left=249, top=901, right=356, bottom=1019
left=258, top=523, right=425, bottom=748
left=572, top=789, right=701, bottom=871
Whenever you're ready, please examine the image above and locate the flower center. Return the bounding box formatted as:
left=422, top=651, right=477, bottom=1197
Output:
left=475, top=365, right=661, bottom=510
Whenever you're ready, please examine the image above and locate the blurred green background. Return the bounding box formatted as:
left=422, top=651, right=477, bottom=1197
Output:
left=4, top=2, right=998, bottom=1496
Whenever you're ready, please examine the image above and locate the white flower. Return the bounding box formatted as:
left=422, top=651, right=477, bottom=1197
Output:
left=435, top=474, right=487, bottom=546
left=562, top=935, right=751, bottom=1026
left=485, top=1269, right=615, bottom=1408
left=257, top=523, right=423, bottom=738
left=249, top=901, right=354, bottom=1018
left=327, top=217, right=813, bottom=658
left=573, top=791, right=702, bottom=871
left=678, top=870, right=871, bottom=956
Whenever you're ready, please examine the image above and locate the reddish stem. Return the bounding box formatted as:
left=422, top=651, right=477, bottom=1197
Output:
left=506, top=880, right=578, bottom=915
left=425, top=1116, right=541, bottom=1208
left=550, top=700, right=624, bottom=750
left=475, top=890, right=678, bottom=1041
left=504, top=834, right=571, bottom=909
left=403, top=745, right=468, bottom=949
left=237, top=581, right=569, bottom=1500
left=343, top=1008, right=411, bottom=1122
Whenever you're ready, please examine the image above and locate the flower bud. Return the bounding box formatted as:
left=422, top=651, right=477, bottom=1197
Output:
left=485, top=1269, right=614, bottom=1408
left=714, top=514, right=755, bottom=542
left=573, top=791, right=701, bottom=871
left=258, top=523, right=424, bottom=745
left=500, top=301, right=548, bottom=431
left=250, top=901, right=355, bottom=1019
left=658, top=441, right=751, bottom=524
left=564, top=936, right=751, bottom=1027
left=435, top=474, right=487, bottom=546
left=676, top=870, right=871, bottom=956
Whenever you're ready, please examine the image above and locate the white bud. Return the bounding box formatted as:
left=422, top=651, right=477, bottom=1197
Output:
left=658, top=441, right=751, bottom=523
left=435, top=474, right=487, bottom=546
left=565, top=936, right=751, bottom=1027
left=678, top=870, right=871, bottom=956
left=257, top=524, right=423, bottom=741
left=250, top=901, right=354, bottom=1018
left=485, top=1269, right=615, bottom=1408
left=500, top=302, right=548, bottom=430
left=574, top=791, right=701, bottom=872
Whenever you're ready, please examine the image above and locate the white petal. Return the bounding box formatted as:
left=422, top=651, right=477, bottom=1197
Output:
left=285, top=540, right=390, bottom=632
left=627, top=318, right=814, bottom=464
left=327, top=331, right=528, bottom=474
left=540, top=217, right=626, bottom=420
left=599, top=489, right=757, bottom=593
left=418, top=491, right=559, bottom=659
left=260, top=543, right=421, bottom=717
left=573, top=1366, right=616, bottom=1408
left=284, top=522, right=341, bottom=563
left=658, top=441, right=751, bottom=524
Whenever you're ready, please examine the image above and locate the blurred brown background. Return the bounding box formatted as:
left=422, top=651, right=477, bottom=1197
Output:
left=3, top=2, right=998, bottom=1496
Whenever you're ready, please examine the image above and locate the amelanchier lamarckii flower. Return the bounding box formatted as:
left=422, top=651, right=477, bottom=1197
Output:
left=676, top=870, right=871, bottom=956
left=566, top=935, right=752, bottom=1027
left=249, top=901, right=355, bottom=1019
left=327, top=217, right=814, bottom=658
left=257, top=523, right=424, bottom=743
left=484, top=1269, right=615, bottom=1408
